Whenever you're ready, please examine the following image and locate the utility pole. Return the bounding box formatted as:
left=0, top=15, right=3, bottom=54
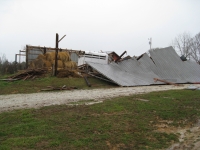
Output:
left=54, top=33, right=66, bottom=76
left=148, top=38, right=152, bottom=50
left=19, top=50, right=21, bottom=63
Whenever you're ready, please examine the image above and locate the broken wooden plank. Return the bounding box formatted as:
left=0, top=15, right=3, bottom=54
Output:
left=0, top=78, right=20, bottom=81
left=23, top=75, right=30, bottom=81
left=83, top=76, right=91, bottom=87
left=153, top=78, right=179, bottom=86
left=41, top=86, right=78, bottom=91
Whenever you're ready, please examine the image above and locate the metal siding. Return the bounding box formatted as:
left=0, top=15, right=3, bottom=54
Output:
left=27, top=46, right=78, bottom=64
left=28, top=48, right=43, bottom=63
left=70, top=53, right=78, bottom=63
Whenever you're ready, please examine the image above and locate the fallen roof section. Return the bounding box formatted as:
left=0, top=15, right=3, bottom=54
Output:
left=147, top=47, right=200, bottom=83
left=87, top=46, right=200, bottom=86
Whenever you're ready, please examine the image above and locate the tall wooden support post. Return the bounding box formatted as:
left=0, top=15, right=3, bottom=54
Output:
left=44, top=47, right=46, bottom=54
left=15, top=54, right=17, bottom=63
left=15, top=54, right=18, bottom=72
left=26, top=45, right=28, bottom=69
left=54, top=33, right=66, bottom=76
left=54, top=33, right=59, bottom=76
left=19, top=50, right=21, bottom=63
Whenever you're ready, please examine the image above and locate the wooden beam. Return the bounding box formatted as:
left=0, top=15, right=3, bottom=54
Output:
left=153, top=78, right=179, bottom=86
left=54, top=33, right=59, bottom=76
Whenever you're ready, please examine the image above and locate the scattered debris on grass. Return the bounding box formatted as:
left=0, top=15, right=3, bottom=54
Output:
left=68, top=100, right=103, bottom=106
left=135, top=98, right=149, bottom=102
left=41, top=85, right=78, bottom=91
left=185, top=85, right=200, bottom=90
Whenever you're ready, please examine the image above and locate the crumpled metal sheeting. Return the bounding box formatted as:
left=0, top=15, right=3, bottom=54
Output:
left=87, top=58, right=162, bottom=86
left=137, top=53, right=164, bottom=79
left=149, top=47, right=200, bottom=83
left=87, top=62, right=154, bottom=86
left=149, top=47, right=185, bottom=83
left=183, top=60, right=200, bottom=82
left=116, top=57, right=161, bottom=84
left=87, top=46, right=200, bottom=86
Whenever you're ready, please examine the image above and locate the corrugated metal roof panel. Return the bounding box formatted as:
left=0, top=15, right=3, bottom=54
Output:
left=149, top=47, right=200, bottom=83
left=117, top=58, right=160, bottom=84
left=87, top=58, right=161, bottom=86
left=87, top=47, right=200, bottom=86
left=138, top=53, right=163, bottom=78
left=149, top=47, right=184, bottom=83
left=183, top=60, right=200, bottom=82
left=87, top=62, right=140, bottom=86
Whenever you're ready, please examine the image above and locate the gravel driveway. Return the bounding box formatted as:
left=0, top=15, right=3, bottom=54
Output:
left=0, top=84, right=188, bottom=113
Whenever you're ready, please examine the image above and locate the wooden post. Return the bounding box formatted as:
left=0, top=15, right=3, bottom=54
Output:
left=43, top=47, right=46, bottom=54
left=54, top=33, right=65, bottom=76
left=54, top=33, right=59, bottom=76
left=26, top=45, right=28, bottom=69
left=15, top=54, right=17, bottom=63
left=115, top=51, right=127, bottom=62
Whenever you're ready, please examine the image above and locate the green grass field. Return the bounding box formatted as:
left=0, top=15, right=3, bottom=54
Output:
left=0, top=76, right=117, bottom=95
left=1, top=90, right=200, bottom=149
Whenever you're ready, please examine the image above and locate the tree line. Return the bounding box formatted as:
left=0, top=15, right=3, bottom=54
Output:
left=172, top=32, right=200, bottom=64
left=0, top=54, right=26, bottom=76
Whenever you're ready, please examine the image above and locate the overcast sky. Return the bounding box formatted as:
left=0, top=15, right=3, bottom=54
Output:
left=0, top=0, right=200, bottom=61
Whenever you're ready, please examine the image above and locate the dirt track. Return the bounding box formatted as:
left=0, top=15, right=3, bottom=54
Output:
left=0, top=84, right=188, bottom=113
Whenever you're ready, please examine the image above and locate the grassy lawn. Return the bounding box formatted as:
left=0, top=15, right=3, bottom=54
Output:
left=0, top=76, right=117, bottom=95
left=0, top=90, right=200, bottom=149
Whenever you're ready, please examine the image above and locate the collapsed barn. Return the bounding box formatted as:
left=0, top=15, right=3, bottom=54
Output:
left=16, top=45, right=200, bottom=86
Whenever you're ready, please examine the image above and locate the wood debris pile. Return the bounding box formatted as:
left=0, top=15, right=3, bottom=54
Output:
left=7, top=68, right=48, bottom=81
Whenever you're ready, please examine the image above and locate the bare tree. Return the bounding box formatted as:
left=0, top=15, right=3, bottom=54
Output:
left=190, top=32, right=200, bottom=64
left=172, top=32, right=192, bottom=59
